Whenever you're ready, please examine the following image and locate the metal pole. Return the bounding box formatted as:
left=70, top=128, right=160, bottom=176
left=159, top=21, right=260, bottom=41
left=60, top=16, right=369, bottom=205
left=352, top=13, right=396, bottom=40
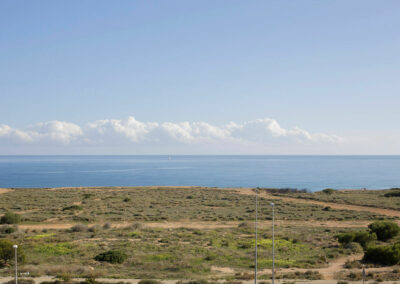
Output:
left=271, top=203, right=275, bottom=284
left=254, top=190, right=258, bottom=284
left=13, top=245, right=18, bottom=284
left=362, top=264, right=365, bottom=284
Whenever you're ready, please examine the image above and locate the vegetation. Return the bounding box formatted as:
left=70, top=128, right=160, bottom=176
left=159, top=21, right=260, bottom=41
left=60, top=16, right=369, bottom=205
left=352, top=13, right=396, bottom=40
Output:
left=0, top=225, right=17, bottom=234
left=337, top=230, right=377, bottom=249
left=322, top=188, right=336, bottom=195
left=384, top=190, right=400, bottom=197
left=0, top=212, right=21, bottom=224
left=94, top=250, right=127, bottom=264
left=364, top=243, right=400, bottom=265
left=0, top=239, right=25, bottom=267
left=0, top=186, right=395, bottom=280
left=368, top=221, right=400, bottom=241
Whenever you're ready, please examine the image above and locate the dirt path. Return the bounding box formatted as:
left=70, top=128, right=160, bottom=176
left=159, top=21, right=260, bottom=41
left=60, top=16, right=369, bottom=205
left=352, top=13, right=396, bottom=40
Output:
left=233, top=188, right=400, bottom=218
left=261, top=253, right=394, bottom=280
left=0, top=188, right=12, bottom=194
left=269, top=253, right=363, bottom=280
left=18, top=219, right=377, bottom=231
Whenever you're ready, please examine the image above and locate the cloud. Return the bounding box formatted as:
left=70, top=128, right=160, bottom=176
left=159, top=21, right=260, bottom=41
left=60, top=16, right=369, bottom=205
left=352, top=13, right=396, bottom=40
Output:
left=87, top=117, right=158, bottom=142
left=0, top=121, right=82, bottom=144
left=0, top=117, right=342, bottom=149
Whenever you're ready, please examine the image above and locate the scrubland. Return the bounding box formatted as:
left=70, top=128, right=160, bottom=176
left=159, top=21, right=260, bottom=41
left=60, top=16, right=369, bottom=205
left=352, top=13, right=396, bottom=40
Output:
left=0, top=186, right=399, bottom=282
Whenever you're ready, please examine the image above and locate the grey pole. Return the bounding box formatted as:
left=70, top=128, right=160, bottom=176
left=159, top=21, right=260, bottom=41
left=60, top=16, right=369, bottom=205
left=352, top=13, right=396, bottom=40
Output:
left=362, top=264, right=365, bottom=284
left=270, top=203, right=275, bottom=284
left=254, top=190, right=258, bottom=284
left=13, top=245, right=18, bottom=284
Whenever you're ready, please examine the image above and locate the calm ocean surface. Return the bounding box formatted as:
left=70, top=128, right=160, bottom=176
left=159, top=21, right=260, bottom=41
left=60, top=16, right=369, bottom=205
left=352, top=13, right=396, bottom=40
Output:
left=0, top=155, right=399, bottom=191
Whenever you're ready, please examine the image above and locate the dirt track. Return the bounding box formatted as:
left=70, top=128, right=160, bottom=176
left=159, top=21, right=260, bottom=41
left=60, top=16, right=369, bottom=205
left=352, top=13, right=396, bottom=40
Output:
left=0, top=188, right=12, bottom=195
left=233, top=188, right=400, bottom=218
left=17, top=219, right=379, bottom=231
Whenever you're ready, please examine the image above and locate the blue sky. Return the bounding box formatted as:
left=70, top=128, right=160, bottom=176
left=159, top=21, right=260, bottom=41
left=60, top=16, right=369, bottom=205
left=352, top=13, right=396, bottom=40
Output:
left=0, top=1, right=399, bottom=154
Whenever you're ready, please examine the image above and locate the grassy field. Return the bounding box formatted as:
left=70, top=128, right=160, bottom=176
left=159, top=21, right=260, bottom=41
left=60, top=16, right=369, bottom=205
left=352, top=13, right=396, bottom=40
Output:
left=0, top=187, right=399, bottom=281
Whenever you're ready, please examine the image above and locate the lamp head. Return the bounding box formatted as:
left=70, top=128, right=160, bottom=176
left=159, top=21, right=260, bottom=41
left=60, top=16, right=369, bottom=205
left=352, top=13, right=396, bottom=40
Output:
left=270, top=202, right=275, bottom=206
left=13, top=245, right=18, bottom=249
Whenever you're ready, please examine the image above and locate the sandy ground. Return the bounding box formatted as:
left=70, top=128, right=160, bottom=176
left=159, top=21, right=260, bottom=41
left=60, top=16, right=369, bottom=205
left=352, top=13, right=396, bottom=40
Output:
left=17, top=219, right=378, bottom=231
left=0, top=188, right=12, bottom=195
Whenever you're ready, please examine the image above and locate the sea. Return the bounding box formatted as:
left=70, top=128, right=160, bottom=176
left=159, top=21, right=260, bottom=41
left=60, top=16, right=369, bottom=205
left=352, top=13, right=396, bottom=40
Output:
left=0, top=155, right=399, bottom=191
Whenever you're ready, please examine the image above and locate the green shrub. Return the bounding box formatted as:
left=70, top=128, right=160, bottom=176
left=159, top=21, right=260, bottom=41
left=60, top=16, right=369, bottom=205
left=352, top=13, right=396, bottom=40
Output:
left=364, top=243, right=400, bottom=265
left=384, top=191, right=400, bottom=197
left=337, top=231, right=376, bottom=248
left=322, top=188, right=336, bottom=195
left=0, top=239, right=25, bottom=266
left=138, top=280, right=162, bottom=284
left=62, top=205, right=83, bottom=211
left=337, top=232, right=355, bottom=244
left=4, top=279, right=34, bottom=284
left=369, top=221, right=400, bottom=241
left=0, top=212, right=21, bottom=224
left=0, top=226, right=16, bottom=234
left=345, top=242, right=364, bottom=254
left=354, top=231, right=377, bottom=248
left=94, top=250, right=127, bottom=264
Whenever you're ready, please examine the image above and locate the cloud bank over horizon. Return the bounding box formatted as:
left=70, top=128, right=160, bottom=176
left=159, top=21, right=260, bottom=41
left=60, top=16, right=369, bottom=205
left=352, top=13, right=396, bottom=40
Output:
left=0, top=117, right=343, bottom=154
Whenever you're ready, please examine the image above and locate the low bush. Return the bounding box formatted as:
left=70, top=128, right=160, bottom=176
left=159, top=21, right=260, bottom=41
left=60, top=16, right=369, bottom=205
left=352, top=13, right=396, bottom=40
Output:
left=337, top=231, right=376, bottom=248
left=138, top=280, right=162, bottom=284
left=364, top=243, right=400, bottom=265
left=0, top=212, right=21, bottom=224
left=0, top=225, right=17, bottom=234
left=4, top=279, right=34, bottom=284
left=94, top=250, right=127, bottom=264
left=384, top=191, right=400, bottom=197
left=62, top=205, right=83, bottom=211
left=322, top=188, right=336, bottom=195
left=71, top=224, right=88, bottom=232
left=369, top=221, right=400, bottom=241
left=344, top=242, right=364, bottom=254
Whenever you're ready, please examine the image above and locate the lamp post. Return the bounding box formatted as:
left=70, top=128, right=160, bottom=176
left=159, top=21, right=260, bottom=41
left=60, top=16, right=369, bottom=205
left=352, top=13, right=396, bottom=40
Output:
left=270, top=203, right=275, bottom=284
left=254, top=189, right=258, bottom=284
left=13, top=245, right=18, bottom=284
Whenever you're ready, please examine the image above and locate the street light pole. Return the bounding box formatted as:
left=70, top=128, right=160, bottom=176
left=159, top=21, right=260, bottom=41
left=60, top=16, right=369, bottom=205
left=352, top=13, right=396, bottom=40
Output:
left=13, top=245, right=18, bottom=284
left=270, top=203, right=275, bottom=284
left=254, top=189, right=258, bottom=284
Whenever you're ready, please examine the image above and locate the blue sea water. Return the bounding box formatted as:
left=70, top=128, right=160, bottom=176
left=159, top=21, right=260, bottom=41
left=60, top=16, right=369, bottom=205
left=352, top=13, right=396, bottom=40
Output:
left=0, top=155, right=399, bottom=191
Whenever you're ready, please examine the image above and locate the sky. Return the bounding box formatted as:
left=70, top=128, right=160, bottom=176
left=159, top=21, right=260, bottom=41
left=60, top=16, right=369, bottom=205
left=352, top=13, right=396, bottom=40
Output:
left=0, top=1, right=399, bottom=155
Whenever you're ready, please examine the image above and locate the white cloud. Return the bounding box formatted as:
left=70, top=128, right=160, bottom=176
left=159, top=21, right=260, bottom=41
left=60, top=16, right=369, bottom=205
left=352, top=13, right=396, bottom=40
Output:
left=0, top=117, right=343, bottom=151
left=226, top=118, right=343, bottom=144
left=0, top=121, right=82, bottom=144
left=31, top=121, right=83, bottom=143
left=87, top=117, right=158, bottom=142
